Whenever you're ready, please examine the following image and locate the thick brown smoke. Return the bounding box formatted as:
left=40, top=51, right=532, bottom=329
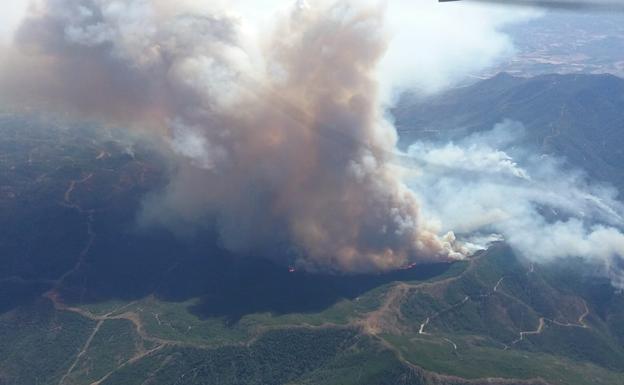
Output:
left=0, top=0, right=466, bottom=272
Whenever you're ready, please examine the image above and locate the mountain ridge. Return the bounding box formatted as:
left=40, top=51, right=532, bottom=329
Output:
left=393, top=72, right=624, bottom=191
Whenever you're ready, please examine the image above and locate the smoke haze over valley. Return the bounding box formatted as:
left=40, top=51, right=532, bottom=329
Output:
left=0, top=0, right=622, bottom=287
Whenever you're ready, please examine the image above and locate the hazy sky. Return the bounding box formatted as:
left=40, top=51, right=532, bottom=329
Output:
left=0, top=0, right=539, bottom=94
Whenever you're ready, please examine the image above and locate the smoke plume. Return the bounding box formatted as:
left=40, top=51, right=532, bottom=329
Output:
left=407, top=121, right=624, bottom=289
left=0, top=0, right=472, bottom=272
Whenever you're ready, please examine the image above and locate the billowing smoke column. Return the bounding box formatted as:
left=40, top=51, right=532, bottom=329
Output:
left=0, top=0, right=465, bottom=272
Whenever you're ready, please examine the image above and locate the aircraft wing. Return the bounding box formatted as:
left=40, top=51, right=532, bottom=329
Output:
left=438, top=0, right=624, bottom=11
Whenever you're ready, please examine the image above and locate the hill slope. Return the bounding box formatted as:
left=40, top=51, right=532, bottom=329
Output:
left=393, top=73, right=624, bottom=191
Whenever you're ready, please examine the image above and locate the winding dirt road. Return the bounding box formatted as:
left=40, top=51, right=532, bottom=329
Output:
left=512, top=318, right=546, bottom=345
left=509, top=266, right=591, bottom=346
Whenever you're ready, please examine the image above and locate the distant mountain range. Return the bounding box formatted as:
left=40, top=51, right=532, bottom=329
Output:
left=393, top=73, right=624, bottom=192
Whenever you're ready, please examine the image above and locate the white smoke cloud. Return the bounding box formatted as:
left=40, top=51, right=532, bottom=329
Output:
left=0, top=2, right=28, bottom=43
left=379, top=0, right=540, bottom=98
left=0, top=1, right=540, bottom=95
left=406, top=120, right=624, bottom=288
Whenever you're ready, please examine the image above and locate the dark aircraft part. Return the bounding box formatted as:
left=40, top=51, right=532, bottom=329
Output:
left=439, top=0, right=624, bottom=12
